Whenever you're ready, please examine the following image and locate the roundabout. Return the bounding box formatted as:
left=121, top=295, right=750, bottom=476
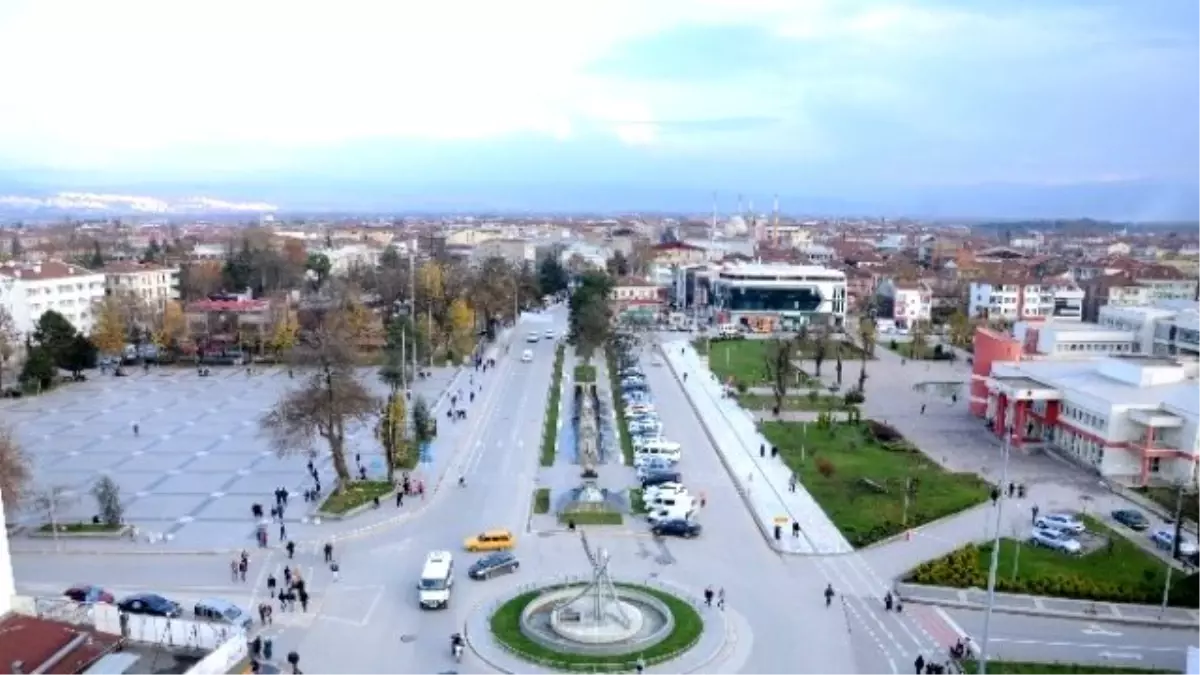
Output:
left=464, top=533, right=729, bottom=673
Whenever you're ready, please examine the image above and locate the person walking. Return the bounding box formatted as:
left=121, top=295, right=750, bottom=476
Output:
left=330, top=561, right=340, bottom=582
left=1031, top=504, right=1040, bottom=524
left=703, top=586, right=713, bottom=606
left=238, top=558, right=248, bottom=582
left=717, top=587, right=725, bottom=610
left=279, top=522, right=287, bottom=541
left=396, top=491, right=404, bottom=508
left=323, top=542, right=334, bottom=564
left=914, top=655, right=925, bottom=674
left=266, top=574, right=277, bottom=598
left=298, top=589, right=309, bottom=613
left=283, top=566, right=292, bottom=587
left=286, top=540, right=296, bottom=559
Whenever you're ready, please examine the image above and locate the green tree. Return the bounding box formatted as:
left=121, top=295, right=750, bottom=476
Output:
left=411, top=394, right=434, bottom=445
left=60, top=335, right=98, bottom=375
left=909, top=319, right=928, bottom=359
left=376, top=393, right=408, bottom=483
left=811, top=325, right=829, bottom=377
left=306, top=252, right=332, bottom=287
left=9, top=235, right=22, bottom=258
left=0, top=306, right=17, bottom=391
left=470, top=256, right=516, bottom=336
left=948, top=310, right=972, bottom=348
left=33, top=310, right=78, bottom=365
left=222, top=239, right=256, bottom=291
left=88, top=241, right=104, bottom=268
left=19, top=346, right=55, bottom=392
left=568, top=271, right=614, bottom=360
left=141, top=238, right=162, bottom=263
left=538, top=254, right=569, bottom=297
left=91, top=475, right=124, bottom=527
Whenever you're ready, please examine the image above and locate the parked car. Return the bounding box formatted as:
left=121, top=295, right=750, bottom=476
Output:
left=652, top=519, right=702, bottom=538
left=118, top=593, right=182, bottom=618
left=526, top=332, right=540, bottom=343
left=644, top=483, right=687, bottom=501
left=521, top=350, right=533, bottom=363
left=1150, top=528, right=1199, bottom=556
left=1111, top=509, right=1149, bottom=531
left=1029, top=527, right=1082, bottom=554
left=194, top=598, right=254, bottom=631
left=1035, top=513, right=1085, bottom=535
left=468, top=552, right=520, bottom=580
left=63, top=584, right=115, bottom=605
left=641, top=470, right=682, bottom=488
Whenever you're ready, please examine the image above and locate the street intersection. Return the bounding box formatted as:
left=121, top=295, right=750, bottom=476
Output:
left=6, top=314, right=1198, bottom=673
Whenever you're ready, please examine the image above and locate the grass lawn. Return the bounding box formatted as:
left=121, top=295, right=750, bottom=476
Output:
left=541, top=345, right=565, bottom=467
left=490, top=585, right=702, bottom=671
left=695, top=339, right=823, bottom=387
left=760, top=421, right=990, bottom=547
left=737, top=392, right=851, bottom=411
left=558, top=510, right=624, bottom=525
left=629, top=488, right=647, bottom=514
left=960, top=660, right=1169, bottom=674
left=1138, top=485, right=1199, bottom=525
left=319, top=480, right=394, bottom=514
left=606, top=345, right=635, bottom=465
left=532, top=488, right=550, bottom=515
left=908, top=516, right=1199, bottom=606
left=884, top=339, right=954, bottom=361
left=37, top=522, right=123, bottom=533
left=573, top=363, right=596, bottom=383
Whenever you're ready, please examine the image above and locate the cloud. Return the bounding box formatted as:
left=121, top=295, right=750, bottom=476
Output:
left=0, top=0, right=1193, bottom=189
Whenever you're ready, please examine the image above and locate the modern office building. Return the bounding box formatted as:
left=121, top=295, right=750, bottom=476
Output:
left=707, top=262, right=847, bottom=331
left=1099, top=303, right=1200, bottom=358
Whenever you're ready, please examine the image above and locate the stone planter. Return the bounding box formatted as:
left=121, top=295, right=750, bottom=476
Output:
left=27, top=524, right=132, bottom=539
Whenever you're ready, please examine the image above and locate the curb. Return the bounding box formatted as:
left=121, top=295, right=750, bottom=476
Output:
left=897, top=593, right=1200, bottom=629
left=858, top=501, right=995, bottom=552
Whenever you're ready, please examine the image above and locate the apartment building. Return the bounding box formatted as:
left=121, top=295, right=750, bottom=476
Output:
left=874, top=279, right=932, bottom=329
left=0, top=260, right=107, bottom=337
left=102, top=261, right=180, bottom=309
left=982, top=355, right=1197, bottom=487
left=968, top=279, right=1084, bottom=322
left=1081, top=267, right=1199, bottom=321
left=1099, top=303, right=1200, bottom=358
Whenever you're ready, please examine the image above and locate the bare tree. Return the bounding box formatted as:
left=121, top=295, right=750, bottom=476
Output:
left=91, top=475, right=123, bottom=527
left=763, top=339, right=795, bottom=415
left=0, top=424, right=31, bottom=510
left=261, top=319, right=379, bottom=482
left=811, top=325, right=830, bottom=378
left=0, top=306, right=17, bottom=391
left=30, top=485, right=78, bottom=535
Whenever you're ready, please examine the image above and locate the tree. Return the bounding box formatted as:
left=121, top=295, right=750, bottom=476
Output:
left=179, top=261, right=224, bottom=301
left=88, top=241, right=104, bottom=268
left=141, top=238, right=162, bottom=264
left=538, top=254, right=569, bottom=297
left=470, top=257, right=516, bottom=336
left=948, top=310, right=972, bottom=348
left=833, top=341, right=844, bottom=387
left=19, top=346, right=55, bottom=392
left=0, top=423, right=31, bottom=510
left=411, top=395, right=435, bottom=446
left=31, top=485, right=77, bottom=532
left=282, top=239, right=308, bottom=269
left=33, top=310, right=77, bottom=362
left=811, top=325, right=829, bottom=378
left=305, top=252, right=332, bottom=288
left=763, top=339, right=795, bottom=414
left=91, top=475, right=123, bottom=527
left=154, top=300, right=188, bottom=351
left=606, top=251, right=630, bottom=277
left=0, top=306, right=17, bottom=391
left=91, top=297, right=128, bottom=356
left=909, top=320, right=928, bottom=359
left=9, top=234, right=22, bottom=258
left=857, top=316, right=876, bottom=391
left=259, top=324, right=379, bottom=483
left=568, top=271, right=614, bottom=360
left=269, top=309, right=300, bottom=356
left=376, top=392, right=408, bottom=483
left=446, top=298, right=475, bottom=364
left=60, top=335, right=97, bottom=375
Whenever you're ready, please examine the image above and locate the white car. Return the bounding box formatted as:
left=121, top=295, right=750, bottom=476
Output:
left=526, top=332, right=540, bottom=343
left=650, top=355, right=663, bottom=366
left=1029, top=527, right=1081, bottom=554
left=544, top=329, right=555, bottom=339
left=644, top=483, right=687, bottom=501
left=1150, top=528, right=1199, bottom=556
left=1035, top=513, right=1085, bottom=535
left=521, top=350, right=533, bottom=363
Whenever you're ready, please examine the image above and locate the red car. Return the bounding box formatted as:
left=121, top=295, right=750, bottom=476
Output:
left=63, top=584, right=115, bottom=604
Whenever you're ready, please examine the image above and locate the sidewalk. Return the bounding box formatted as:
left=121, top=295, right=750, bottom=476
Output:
left=896, top=581, right=1200, bottom=629
left=660, top=339, right=852, bottom=555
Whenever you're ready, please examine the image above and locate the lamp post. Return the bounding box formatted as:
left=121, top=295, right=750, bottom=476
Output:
left=977, top=421, right=1012, bottom=675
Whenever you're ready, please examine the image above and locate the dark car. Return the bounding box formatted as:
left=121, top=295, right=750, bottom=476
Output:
left=1111, top=509, right=1149, bottom=531
left=63, top=584, right=115, bottom=605
left=641, top=470, right=682, bottom=488
left=118, top=593, right=182, bottom=618
left=468, top=552, right=520, bottom=580
left=652, top=519, right=702, bottom=539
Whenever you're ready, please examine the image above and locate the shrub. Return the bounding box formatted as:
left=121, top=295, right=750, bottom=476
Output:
left=844, top=389, right=865, bottom=405
left=933, top=344, right=944, bottom=357
left=889, top=339, right=898, bottom=349
left=735, top=379, right=748, bottom=395
left=91, top=475, right=123, bottom=527
left=865, top=419, right=904, bottom=443
left=816, top=457, right=836, bottom=479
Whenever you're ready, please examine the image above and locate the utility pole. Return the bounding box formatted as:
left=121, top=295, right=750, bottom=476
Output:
left=1160, top=476, right=1192, bottom=615
left=978, top=423, right=1012, bottom=675
left=409, top=247, right=418, bottom=375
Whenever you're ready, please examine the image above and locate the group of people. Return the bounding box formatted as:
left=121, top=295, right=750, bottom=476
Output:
left=702, top=585, right=726, bottom=609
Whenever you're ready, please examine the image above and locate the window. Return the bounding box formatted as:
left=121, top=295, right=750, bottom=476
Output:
left=1149, top=457, right=1161, bottom=473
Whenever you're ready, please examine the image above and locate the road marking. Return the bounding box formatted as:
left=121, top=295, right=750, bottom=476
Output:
left=989, top=638, right=1182, bottom=652
left=1100, top=651, right=1143, bottom=660
left=1082, top=623, right=1122, bottom=637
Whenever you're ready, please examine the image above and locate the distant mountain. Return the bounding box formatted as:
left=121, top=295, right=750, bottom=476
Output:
left=0, top=190, right=277, bottom=217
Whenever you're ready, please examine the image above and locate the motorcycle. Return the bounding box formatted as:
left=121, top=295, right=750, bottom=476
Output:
left=450, top=634, right=464, bottom=662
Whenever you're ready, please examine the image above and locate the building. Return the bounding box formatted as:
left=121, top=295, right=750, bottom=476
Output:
left=0, top=260, right=107, bottom=338
left=1081, top=268, right=1199, bottom=322
left=1098, top=303, right=1200, bottom=358
left=982, top=355, right=1198, bottom=486
left=471, top=238, right=537, bottom=267
left=102, top=261, right=180, bottom=310
left=185, top=294, right=273, bottom=352
left=610, top=277, right=664, bottom=322
left=1012, top=321, right=1139, bottom=357
left=650, top=241, right=707, bottom=267
left=707, top=262, right=847, bottom=331
left=311, top=244, right=382, bottom=276
left=968, top=279, right=1084, bottom=322
left=874, top=280, right=932, bottom=329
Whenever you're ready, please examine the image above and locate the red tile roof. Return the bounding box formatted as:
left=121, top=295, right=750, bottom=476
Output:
left=0, top=260, right=98, bottom=281
left=0, top=614, right=121, bottom=674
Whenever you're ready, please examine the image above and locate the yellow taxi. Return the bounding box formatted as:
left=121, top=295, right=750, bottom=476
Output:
left=464, top=529, right=516, bottom=552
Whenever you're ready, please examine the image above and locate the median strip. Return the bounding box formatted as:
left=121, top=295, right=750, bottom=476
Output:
left=541, top=344, right=566, bottom=466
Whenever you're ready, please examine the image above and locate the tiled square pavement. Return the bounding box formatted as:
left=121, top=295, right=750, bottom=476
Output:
left=2, top=364, right=457, bottom=548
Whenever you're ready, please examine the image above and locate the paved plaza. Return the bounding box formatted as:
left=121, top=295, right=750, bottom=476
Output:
left=3, top=364, right=457, bottom=547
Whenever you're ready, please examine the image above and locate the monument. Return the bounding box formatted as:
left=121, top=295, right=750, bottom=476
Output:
left=548, top=532, right=643, bottom=643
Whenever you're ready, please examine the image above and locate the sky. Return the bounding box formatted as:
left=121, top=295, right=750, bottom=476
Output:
left=0, top=0, right=1196, bottom=212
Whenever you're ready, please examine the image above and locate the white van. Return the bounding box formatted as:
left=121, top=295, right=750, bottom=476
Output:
left=648, top=492, right=691, bottom=510
left=718, top=323, right=743, bottom=339
left=647, top=499, right=696, bottom=524
left=418, top=551, right=455, bottom=609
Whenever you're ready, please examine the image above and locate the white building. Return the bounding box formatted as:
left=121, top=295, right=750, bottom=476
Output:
left=985, top=356, right=1199, bottom=486
left=102, top=261, right=180, bottom=310
left=874, top=279, right=932, bottom=329
left=708, top=262, right=847, bottom=331
left=0, top=260, right=107, bottom=337
left=1013, top=321, right=1138, bottom=357
left=312, top=244, right=382, bottom=276
left=968, top=280, right=1084, bottom=322
left=1099, top=303, right=1200, bottom=358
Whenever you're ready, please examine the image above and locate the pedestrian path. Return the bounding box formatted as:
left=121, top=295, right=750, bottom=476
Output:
left=660, top=340, right=852, bottom=555
left=896, top=582, right=1200, bottom=628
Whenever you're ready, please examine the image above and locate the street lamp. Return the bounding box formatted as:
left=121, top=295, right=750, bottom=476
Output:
left=977, top=420, right=1012, bottom=675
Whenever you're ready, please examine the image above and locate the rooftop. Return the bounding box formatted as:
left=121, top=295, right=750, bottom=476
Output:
left=0, top=260, right=100, bottom=281
left=100, top=261, right=174, bottom=274
left=0, top=614, right=122, bottom=675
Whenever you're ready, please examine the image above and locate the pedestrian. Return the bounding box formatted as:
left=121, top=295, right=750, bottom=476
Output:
left=884, top=591, right=894, bottom=611
left=789, top=475, right=797, bottom=493
left=759, top=443, right=765, bottom=458
left=323, top=542, right=333, bottom=563
left=278, top=590, right=289, bottom=612
left=298, top=589, right=309, bottom=612
left=331, top=561, right=340, bottom=582
left=792, top=521, right=800, bottom=538
left=267, top=574, right=277, bottom=598
left=281, top=488, right=289, bottom=505
left=1007, top=481, right=1015, bottom=498
left=915, top=654, right=926, bottom=675
left=306, top=459, right=314, bottom=474
left=1031, top=504, right=1040, bottom=524
left=133, top=422, right=140, bottom=436
left=280, top=523, right=287, bottom=541
left=264, top=604, right=273, bottom=624
left=258, top=603, right=268, bottom=624
left=703, top=586, right=713, bottom=606
left=920, top=404, right=926, bottom=415
left=771, top=446, right=778, bottom=459
left=230, top=559, right=239, bottom=582
left=717, top=587, right=725, bottom=610
left=990, top=487, right=1000, bottom=505
left=396, top=491, right=404, bottom=508
left=286, top=540, right=296, bottom=559
left=238, top=559, right=248, bottom=582
left=283, top=566, right=292, bottom=586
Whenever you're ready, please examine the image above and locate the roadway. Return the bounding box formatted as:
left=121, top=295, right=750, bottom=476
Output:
left=12, top=307, right=565, bottom=675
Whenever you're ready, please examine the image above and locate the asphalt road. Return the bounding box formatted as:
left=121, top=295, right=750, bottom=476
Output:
left=939, top=606, right=1196, bottom=673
